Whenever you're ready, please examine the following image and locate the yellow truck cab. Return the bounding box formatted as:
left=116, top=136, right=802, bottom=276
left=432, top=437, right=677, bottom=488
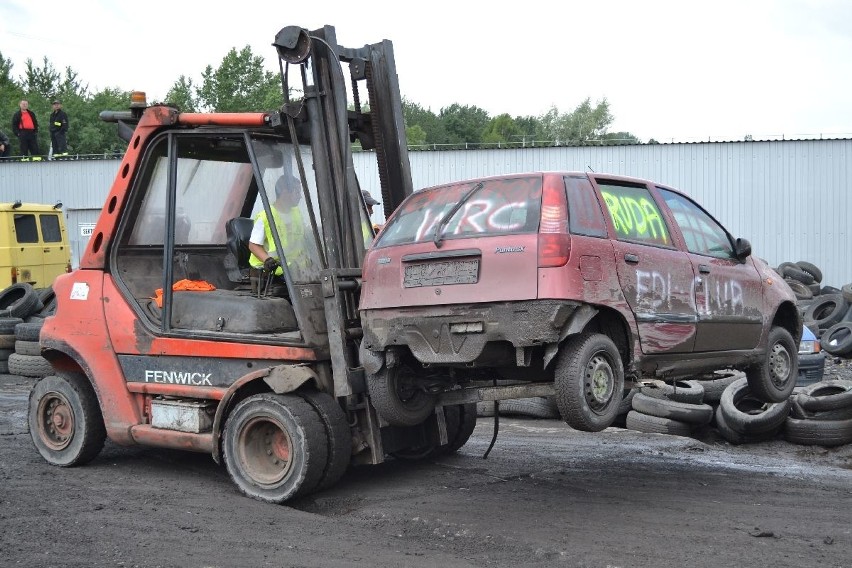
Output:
left=0, top=202, right=71, bottom=289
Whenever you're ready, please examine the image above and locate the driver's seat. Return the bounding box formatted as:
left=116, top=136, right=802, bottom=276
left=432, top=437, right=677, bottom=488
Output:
left=224, top=217, right=254, bottom=285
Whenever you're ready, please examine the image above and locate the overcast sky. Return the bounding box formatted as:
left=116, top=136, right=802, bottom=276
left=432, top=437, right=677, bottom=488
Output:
left=2, top=0, right=850, bottom=143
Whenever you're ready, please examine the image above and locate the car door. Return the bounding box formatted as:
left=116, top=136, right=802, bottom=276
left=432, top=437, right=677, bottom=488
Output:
left=657, top=187, right=763, bottom=351
left=593, top=178, right=697, bottom=354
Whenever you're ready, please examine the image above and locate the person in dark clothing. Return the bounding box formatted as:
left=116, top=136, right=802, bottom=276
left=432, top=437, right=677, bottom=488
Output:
left=49, top=99, right=69, bottom=156
left=0, top=129, right=11, bottom=159
left=11, top=100, right=41, bottom=160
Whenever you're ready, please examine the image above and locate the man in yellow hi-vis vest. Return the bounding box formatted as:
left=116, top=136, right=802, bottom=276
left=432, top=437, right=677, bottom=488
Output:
left=247, top=174, right=308, bottom=280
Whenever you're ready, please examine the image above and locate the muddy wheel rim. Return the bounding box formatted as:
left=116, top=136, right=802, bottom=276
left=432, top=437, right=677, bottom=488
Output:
left=37, top=391, right=74, bottom=451
left=585, top=353, right=615, bottom=413
left=393, top=367, right=422, bottom=405
left=769, top=342, right=791, bottom=388
left=237, top=416, right=293, bottom=486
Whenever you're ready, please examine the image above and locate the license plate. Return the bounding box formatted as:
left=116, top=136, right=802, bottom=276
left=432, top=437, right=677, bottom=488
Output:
left=404, top=260, right=480, bottom=288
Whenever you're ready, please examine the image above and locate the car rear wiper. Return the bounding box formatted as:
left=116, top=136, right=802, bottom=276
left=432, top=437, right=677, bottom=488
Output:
left=433, top=181, right=484, bottom=248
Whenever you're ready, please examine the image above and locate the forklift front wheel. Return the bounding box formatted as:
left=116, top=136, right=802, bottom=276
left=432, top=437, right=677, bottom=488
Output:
left=223, top=393, right=328, bottom=503
left=367, top=364, right=436, bottom=427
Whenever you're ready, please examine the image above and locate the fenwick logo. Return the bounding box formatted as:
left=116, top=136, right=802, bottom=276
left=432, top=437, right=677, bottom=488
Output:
left=495, top=246, right=525, bottom=253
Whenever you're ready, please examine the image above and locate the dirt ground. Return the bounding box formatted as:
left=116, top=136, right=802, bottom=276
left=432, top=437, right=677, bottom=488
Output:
left=2, top=363, right=851, bottom=568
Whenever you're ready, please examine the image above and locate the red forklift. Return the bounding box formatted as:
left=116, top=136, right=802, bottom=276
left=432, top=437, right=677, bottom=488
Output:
left=28, top=25, right=477, bottom=503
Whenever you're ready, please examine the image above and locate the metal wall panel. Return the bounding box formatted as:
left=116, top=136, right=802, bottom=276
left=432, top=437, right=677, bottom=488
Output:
left=0, top=141, right=849, bottom=287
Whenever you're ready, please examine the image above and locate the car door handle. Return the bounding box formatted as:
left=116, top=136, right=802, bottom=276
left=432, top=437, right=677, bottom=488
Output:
left=698, top=264, right=711, bottom=274
left=624, top=253, right=640, bottom=264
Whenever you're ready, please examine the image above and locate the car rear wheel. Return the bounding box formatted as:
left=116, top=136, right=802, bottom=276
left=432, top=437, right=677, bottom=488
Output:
left=554, top=333, right=624, bottom=432
left=367, top=363, right=436, bottom=427
left=745, top=326, right=798, bottom=402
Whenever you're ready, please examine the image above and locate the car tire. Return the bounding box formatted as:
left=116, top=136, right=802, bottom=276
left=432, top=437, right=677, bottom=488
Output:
left=745, top=326, right=798, bottom=402
left=624, top=410, right=692, bottom=436
left=783, top=416, right=852, bottom=447
left=692, top=369, right=744, bottom=404
left=790, top=397, right=852, bottom=421
left=618, top=388, right=638, bottom=415
left=781, top=265, right=814, bottom=285
left=719, top=377, right=791, bottom=435
left=842, top=283, right=852, bottom=304
left=795, top=380, right=852, bottom=412
left=0, top=283, right=42, bottom=319
left=821, top=322, right=852, bottom=357
left=804, top=294, right=848, bottom=330
left=367, top=363, right=436, bottom=427
left=714, top=405, right=776, bottom=445
left=631, top=393, right=714, bottom=425
left=554, top=333, right=625, bottom=432
left=795, top=261, right=823, bottom=284
left=639, top=380, right=704, bottom=404
left=784, top=278, right=812, bottom=300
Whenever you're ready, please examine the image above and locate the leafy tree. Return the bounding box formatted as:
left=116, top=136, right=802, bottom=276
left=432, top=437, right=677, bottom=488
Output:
left=165, top=76, right=198, bottom=112
left=600, top=131, right=641, bottom=145
left=402, top=98, right=445, bottom=145
left=439, top=103, right=490, bottom=145
left=481, top=113, right=521, bottom=145
left=405, top=124, right=427, bottom=147
left=196, top=46, right=281, bottom=112
left=539, top=98, right=614, bottom=145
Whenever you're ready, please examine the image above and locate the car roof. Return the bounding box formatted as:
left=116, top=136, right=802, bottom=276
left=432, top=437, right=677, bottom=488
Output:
left=416, top=171, right=670, bottom=193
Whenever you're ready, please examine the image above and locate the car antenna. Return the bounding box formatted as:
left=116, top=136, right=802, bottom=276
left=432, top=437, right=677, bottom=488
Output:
left=587, top=165, right=595, bottom=172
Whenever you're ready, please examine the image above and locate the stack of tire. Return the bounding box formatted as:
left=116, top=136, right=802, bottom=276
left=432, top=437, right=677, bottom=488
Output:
left=775, top=260, right=852, bottom=359
left=0, top=283, right=56, bottom=378
left=624, top=379, right=715, bottom=436
left=784, top=380, right=852, bottom=446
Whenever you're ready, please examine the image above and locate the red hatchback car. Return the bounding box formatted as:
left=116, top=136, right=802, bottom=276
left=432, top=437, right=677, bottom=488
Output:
left=359, top=172, right=800, bottom=432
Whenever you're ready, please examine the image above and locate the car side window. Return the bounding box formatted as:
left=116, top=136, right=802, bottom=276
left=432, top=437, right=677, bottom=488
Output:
left=597, top=182, right=672, bottom=247
left=658, top=188, right=734, bottom=259
left=565, top=175, right=607, bottom=238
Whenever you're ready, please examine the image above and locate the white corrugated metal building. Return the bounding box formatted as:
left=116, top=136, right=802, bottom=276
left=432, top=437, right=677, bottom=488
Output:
left=0, top=139, right=849, bottom=287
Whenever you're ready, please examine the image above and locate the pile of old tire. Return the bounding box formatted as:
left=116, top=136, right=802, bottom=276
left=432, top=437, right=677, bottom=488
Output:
left=0, top=283, right=50, bottom=375
left=714, top=376, right=790, bottom=444
left=775, top=260, right=830, bottom=302
left=817, top=284, right=852, bottom=358
left=8, top=319, right=53, bottom=378
left=0, top=317, right=23, bottom=374
left=784, top=380, right=852, bottom=446
left=624, top=379, right=714, bottom=436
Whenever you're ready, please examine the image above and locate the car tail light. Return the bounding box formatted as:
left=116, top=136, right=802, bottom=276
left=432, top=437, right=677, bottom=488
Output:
left=538, top=177, right=570, bottom=268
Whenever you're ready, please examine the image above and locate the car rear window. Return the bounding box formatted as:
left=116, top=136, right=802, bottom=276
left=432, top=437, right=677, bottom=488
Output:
left=374, top=176, right=542, bottom=247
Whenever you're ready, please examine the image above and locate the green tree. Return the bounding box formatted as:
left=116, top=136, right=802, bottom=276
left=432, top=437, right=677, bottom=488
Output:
left=405, top=124, right=427, bottom=147
left=165, top=76, right=198, bottom=112
left=402, top=98, right=445, bottom=145
left=481, top=113, right=521, bottom=145
left=439, top=103, right=490, bottom=146
left=539, top=98, right=614, bottom=145
left=196, top=46, right=280, bottom=112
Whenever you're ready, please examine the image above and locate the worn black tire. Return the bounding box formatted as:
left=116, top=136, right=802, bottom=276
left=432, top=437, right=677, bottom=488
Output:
left=36, top=286, right=56, bottom=312
left=781, top=264, right=814, bottom=285
left=639, top=380, right=704, bottom=404
left=554, top=333, right=625, bottom=432
left=745, top=326, right=797, bottom=402
left=8, top=353, right=53, bottom=377
left=14, top=340, right=41, bottom=356
left=625, top=410, right=692, bottom=436
left=14, top=321, right=43, bottom=342
left=367, top=364, right=436, bottom=427
left=795, top=261, right=823, bottom=284
left=784, top=278, right=813, bottom=300
left=719, top=377, right=791, bottom=435
left=714, top=405, right=776, bottom=445
left=0, top=317, right=24, bottom=335
left=498, top=397, right=560, bottom=418
left=693, top=370, right=744, bottom=404
left=631, top=393, right=714, bottom=425
left=795, top=380, right=852, bottom=412
left=28, top=372, right=106, bottom=467
left=298, top=390, right=351, bottom=491
left=804, top=294, right=848, bottom=330
left=445, top=403, right=477, bottom=453
left=820, top=285, right=840, bottom=296
left=790, top=397, right=852, bottom=421
left=618, top=388, right=638, bottom=415
left=222, top=393, right=328, bottom=503
left=783, top=416, right=852, bottom=447
left=820, top=322, right=852, bottom=356
left=0, top=283, right=42, bottom=319
left=842, top=283, right=852, bottom=304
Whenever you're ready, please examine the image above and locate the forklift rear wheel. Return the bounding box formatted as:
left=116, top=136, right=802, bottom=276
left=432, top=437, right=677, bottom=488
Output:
left=367, top=364, right=436, bottom=427
left=554, top=332, right=625, bottom=432
left=28, top=373, right=106, bottom=467
left=223, top=393, right=328, bottom=503
left=298, top=390, right=352, bottom=491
